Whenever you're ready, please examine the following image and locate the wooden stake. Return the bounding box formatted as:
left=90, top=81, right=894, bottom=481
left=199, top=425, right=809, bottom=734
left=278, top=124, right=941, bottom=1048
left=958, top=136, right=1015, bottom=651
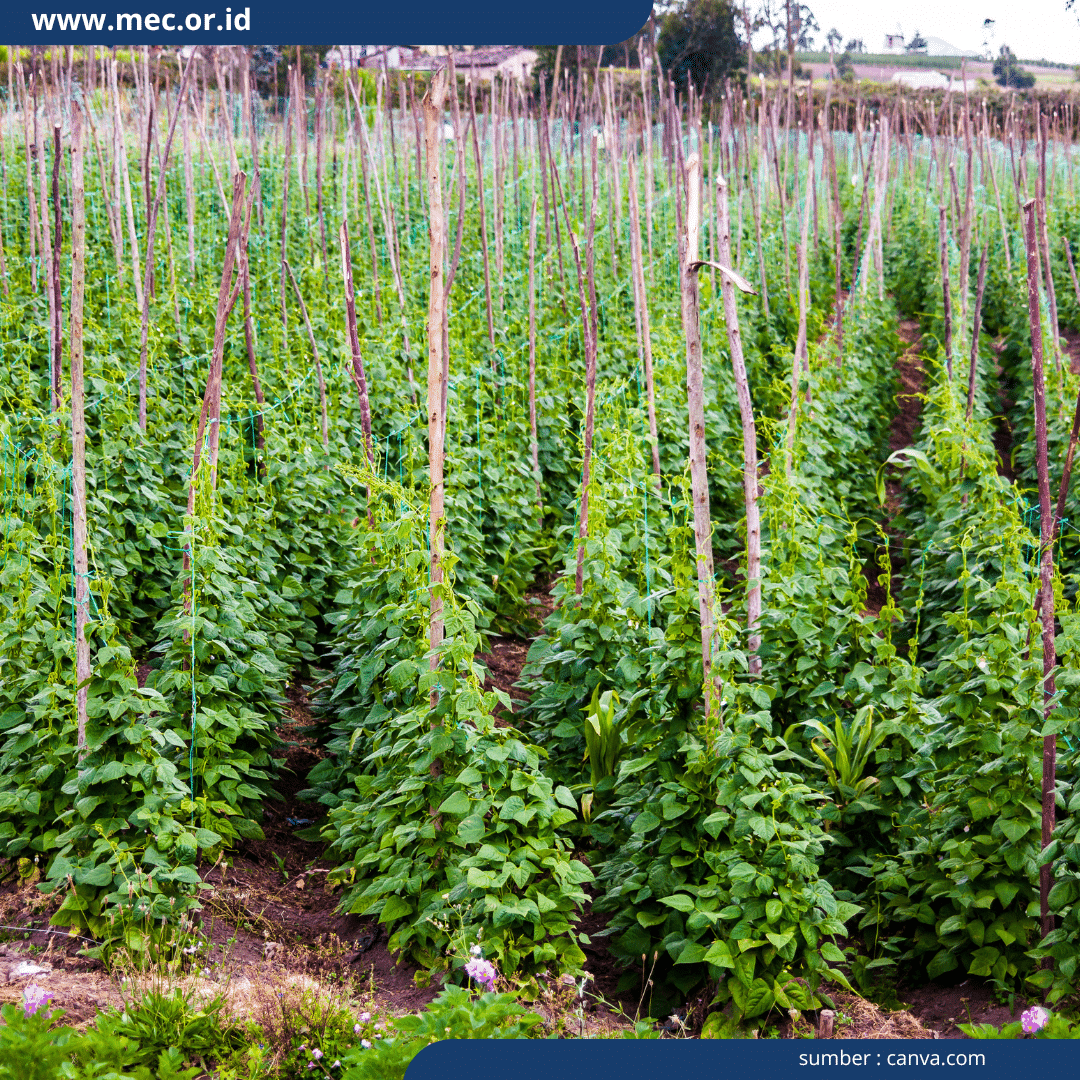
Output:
left=527, top=193, right=542, bottom=520
left=939, top=207, right=953, bottom=379
left=423, top=66, right=449, bottom=697
left=628, top=154, right=662, bottom=480
left=69, top=102, right=89, bottom=751
left=679, top=154, right=718, bottom=703
left=717, top=174, right=761, bottom=677
left=50, top=122, right=62, bottom=412
left=1023, top=198, right=1058, bottom=958
left=339, top=221, right=375, bottom=470
left=966, top=243, right=990, bottom=423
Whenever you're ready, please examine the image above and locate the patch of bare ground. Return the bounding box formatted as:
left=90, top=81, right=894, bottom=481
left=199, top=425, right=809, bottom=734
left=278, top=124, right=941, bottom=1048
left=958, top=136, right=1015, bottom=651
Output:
left=827, top=991, right=935, bottom=1039
left=476, top=576, right=559, bottom=723
left=1062, top=327, right=1080, bottom=376
left=990, top=337, right=1018, bottom=483
left=902, top=978, right=1034, bottom=1039
left=863, top=317, right=924, bottom=617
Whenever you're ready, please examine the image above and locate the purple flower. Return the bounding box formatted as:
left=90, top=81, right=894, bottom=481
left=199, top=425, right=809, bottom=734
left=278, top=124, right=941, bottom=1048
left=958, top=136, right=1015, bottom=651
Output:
left=361, top=1039, right=372, bottom=1049
left=1021, top=1006, right=1049, bottom=1034
left=22, top=985, right=53, bottom=1019
left=312, top=1049, right=324, bottom=1060
left=359, top=1011, right=371, bottom=1022
left=465, top=957, right=497, bottom=990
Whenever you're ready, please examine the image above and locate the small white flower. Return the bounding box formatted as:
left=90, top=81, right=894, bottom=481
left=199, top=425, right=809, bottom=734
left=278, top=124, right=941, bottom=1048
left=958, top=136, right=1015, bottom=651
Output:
left=361, top=1039, right=372, bottom=1049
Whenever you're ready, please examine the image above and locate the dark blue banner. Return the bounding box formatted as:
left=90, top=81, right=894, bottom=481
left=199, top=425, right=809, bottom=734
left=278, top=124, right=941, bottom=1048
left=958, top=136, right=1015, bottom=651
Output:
left=5, top=0, right=652, bottom=45
left=404, top=1038, right=1073, bottom=1080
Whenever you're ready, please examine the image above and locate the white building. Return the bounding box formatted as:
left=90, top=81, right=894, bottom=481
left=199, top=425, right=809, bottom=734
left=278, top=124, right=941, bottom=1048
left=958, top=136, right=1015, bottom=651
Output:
left=882, top=33, right=905, bottom=54
left=891, top=70, right=976, bottom=92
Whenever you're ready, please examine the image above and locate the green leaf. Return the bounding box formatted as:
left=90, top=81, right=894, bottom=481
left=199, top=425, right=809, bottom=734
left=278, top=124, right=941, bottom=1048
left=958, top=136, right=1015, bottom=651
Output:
left=820, top=941, right=846, bottom=964
left=437, top=791, right=471, bottom=816
left=379, top=896, right=413, bottom=923
left=659, top=894, right=695, bottom=913
left=998, top=817, right=1031, bottom=844
left=631, top=811, right=661, bottom=835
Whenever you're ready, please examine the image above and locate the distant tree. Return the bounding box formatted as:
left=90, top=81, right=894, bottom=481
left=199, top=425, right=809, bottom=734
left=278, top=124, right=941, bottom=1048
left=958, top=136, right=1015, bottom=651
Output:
left=656, top=0, right=744, bottom=97
left=906, top=30, right=928, bottom=53
left=845, top=38, right=866, bottom=54
left=993, top=45, right=1036, bottom=88
left=756, top=0, right=817, bottom=81
left=835, top=50, right=855, bottom=81
left=826, top=27, right=843, bottom=52
left=981, top=18, right=996, bottom=59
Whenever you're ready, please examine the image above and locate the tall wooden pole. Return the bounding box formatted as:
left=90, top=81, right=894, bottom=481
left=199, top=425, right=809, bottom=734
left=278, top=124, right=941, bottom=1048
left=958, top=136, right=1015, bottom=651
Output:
left=424, top=67, right=448, bottom=691
left=680, top=154, right=718, bottom=702
left=717, top=175, right=761, bottom=678
left=70, top=103, right=89, bottom=750
left=1024, top=199, right=1058, bottom=955
left=628, top=154, right=662, bottom=481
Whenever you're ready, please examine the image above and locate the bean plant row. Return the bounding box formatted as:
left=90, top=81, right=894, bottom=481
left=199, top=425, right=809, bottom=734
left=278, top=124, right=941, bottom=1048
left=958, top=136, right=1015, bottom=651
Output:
left=1, top=44, right=1079, bottom=1025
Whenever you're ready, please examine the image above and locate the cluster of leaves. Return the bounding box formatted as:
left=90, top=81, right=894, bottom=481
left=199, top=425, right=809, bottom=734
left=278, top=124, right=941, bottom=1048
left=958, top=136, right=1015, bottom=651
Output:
left=304, top=476, right=592, bottom=977
left=846, top=213, right=1080, bottom=993
left=0, top=990, right=239, bottom=1080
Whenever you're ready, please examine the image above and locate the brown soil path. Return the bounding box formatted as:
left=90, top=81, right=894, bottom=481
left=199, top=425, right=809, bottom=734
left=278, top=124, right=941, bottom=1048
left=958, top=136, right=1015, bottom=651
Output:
left=864, top=317, right=924, bottom=616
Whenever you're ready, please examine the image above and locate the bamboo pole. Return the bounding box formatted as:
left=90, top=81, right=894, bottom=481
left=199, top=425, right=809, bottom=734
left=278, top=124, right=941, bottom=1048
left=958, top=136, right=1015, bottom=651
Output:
left=1022, top=198, right=1058, bottom=958
left=49, top=122, right=62, bottom=412
left=423, top=66, right=449, bottom=698
left=966, top=243, right=990, bottom=423
left=240, top=238, right=266, bottom=469
left=350, top=74, right=383, bottom=325
left=527, top=192, right=542, bottom=520
left=679, top=153, right=718, bottom=702
left=939, top=206, right=953, bottom=379
left=339, top=221, right=375, bottom=471
left=717, top=173, right=761, bottom=677
left=469, top=83, right=496, bottom=348
left=70, top=102, right=89, bottom=750
left=628, top=154, right=661, bottom=481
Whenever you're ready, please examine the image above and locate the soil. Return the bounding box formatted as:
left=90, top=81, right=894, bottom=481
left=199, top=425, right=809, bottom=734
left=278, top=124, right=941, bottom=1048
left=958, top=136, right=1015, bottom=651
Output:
left=990, top=338, right=1018, bottom=483
left=864, top=316, right=924, bottom=616
left=901, top=979, right=1034, bottom=1039
left=888, top=319, right=927, bottom=457
left=1063, top=328, right=1080, bottom=377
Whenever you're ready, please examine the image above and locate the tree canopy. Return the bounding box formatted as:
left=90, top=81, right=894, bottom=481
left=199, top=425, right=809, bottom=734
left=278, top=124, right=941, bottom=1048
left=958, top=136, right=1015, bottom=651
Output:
left=657, top=0, right=744, bottom=97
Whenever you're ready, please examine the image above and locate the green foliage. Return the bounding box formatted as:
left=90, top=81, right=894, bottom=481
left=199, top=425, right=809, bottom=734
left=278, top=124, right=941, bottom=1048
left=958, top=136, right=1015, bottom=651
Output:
left=0, top=999, right=210, bottom=1080
left=310, top=478, right=592, bottom=977
left=960, top=1010, right=1080, bottom=1038
left=338, top=987, right=544, bottom=1080
left=657, top=0, right=745, bottom=98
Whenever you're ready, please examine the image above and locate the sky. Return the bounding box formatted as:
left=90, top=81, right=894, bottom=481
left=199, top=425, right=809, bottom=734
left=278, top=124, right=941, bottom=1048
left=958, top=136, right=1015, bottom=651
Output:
left=758, top=0, right=1080, bottom=65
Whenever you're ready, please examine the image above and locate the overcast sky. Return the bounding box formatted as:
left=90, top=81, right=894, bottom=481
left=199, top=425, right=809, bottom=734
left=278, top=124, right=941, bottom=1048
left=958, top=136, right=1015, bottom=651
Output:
left=760, top=0, right=1080, bottom=65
